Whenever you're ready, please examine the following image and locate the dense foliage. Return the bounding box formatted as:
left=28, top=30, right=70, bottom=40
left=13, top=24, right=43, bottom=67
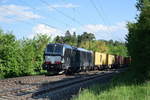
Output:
left=126, top=0, right=150, bottom=80
left=0, top=30, right=51, bottom=78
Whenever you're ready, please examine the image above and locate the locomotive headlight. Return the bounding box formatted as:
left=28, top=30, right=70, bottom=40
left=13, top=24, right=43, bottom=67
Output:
left=61, top=56, right=64, bottom=63
left=61, top=59, right=64, bottom=63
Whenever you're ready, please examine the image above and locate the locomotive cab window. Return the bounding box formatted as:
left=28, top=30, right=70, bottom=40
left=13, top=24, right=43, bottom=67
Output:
left=46, top=44, right=63, bottom=55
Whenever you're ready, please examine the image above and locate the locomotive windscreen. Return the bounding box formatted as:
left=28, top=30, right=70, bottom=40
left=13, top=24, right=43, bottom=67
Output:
left=46, top=44, right=63, bottom=54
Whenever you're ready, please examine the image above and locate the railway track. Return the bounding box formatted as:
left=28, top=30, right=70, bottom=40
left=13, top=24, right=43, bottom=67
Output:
left=0, top=68, right=125, bottom=100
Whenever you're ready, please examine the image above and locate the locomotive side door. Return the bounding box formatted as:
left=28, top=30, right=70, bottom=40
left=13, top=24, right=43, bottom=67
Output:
left=64, top=48, right=72, bottom=68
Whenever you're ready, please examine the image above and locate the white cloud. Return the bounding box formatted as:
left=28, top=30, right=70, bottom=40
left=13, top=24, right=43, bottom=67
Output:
left=83, top=24, right=112, bottom=32
left=48, top=3, right=79, bottom=10
left=83, top=22, right=126, bottom=33
left=81, top=22, right=128, bottom=41
left=30, top=24, right=62, bottom=39
left=69, top=28, right=77, bottom=34
left=0, top=4, right=42, bottom=22
left=30, top=22, right=127, bottom=41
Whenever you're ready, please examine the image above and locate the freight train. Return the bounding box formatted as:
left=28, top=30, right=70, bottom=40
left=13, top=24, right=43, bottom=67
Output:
left=42, top=43, right=131, bottom=74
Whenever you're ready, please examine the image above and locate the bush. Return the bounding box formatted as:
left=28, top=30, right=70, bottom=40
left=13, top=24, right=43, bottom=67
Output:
left=0, top=29, right=51, bottom=78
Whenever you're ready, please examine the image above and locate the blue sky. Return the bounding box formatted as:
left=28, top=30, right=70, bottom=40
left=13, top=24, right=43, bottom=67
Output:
left=0, top=0, right=137, bottom=41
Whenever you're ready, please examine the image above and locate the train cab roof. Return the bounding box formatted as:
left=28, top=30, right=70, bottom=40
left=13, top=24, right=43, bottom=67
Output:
left=77, top=48, right=93, bottom=53
left=47, top=43, right=93, bottom=53
left=47, top=43, right=73, bottom=49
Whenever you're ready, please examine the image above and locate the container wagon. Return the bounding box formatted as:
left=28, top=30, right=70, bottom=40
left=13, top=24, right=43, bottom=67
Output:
left=107, top=54, right=115, bottom=68
left=94, top=52, right=107, bottom=70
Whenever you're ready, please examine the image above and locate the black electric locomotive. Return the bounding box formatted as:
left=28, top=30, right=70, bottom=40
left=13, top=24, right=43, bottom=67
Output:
left=43, top=43, right=93, bottom=74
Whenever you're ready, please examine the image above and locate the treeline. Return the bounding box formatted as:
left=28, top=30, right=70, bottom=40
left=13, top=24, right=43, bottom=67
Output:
left=126, top=0, right=150, bottom=80
left=54, top=31, right=128, bottom=56
left=0, top=29, right=127, bottom=79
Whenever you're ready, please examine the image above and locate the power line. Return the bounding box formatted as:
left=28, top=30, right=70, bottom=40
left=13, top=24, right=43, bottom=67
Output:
left=97, top=0, right=112, bottom=26
left=90, top=0, right=109, bottom=25
left=1, top=6, right=64, bottom=31
left=61, top=0, right=75, bottom=26
left=62, top=0, right=94, bottom=25
left=20, top=0, right=70, bottom=28
left=40, top=0, right=83, bottom=26
left=89, top=0, right=112, bottom=35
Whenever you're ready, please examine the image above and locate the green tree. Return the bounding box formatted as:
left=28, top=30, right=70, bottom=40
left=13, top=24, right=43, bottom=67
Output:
left=126, top=0, right=150, bottom=80
left=77, top=32, right=95, bottom=48
left=32, top=34, right=51, bottom=72
left=19, top=39, right=35, bottom=75
left=0, top=31, right=51, bottom=78
left=65, top=30, right=71, bottom=37
left=0, top=30, right=21, bottom=77
left=54, top=31, right=78, bottom=46
left=54, top=36, right=64, bottom=43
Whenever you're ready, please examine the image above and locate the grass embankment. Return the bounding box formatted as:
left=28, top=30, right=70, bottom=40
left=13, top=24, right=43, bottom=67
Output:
left=72, top=70, right=150, bottom=100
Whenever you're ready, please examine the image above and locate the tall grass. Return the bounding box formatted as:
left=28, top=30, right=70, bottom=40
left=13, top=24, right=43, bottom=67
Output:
left=72, top=81, right=150, bottom=100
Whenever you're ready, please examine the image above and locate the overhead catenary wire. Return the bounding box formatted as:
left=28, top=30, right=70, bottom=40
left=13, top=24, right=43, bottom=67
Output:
left=40, top=0, right=84, bottom=26
left=61, top=0, right=82, bottom=25
left=1, top=6, right=65, bottom=32
left=89, top=0, right=113, bottom=36
left=1, top=0, right=114, bottom=37
left=97, top=0, right=112, bottom=27
left=20, top=0, right=71, bottom=28
left=62, top=0, right=96, bottom=26
left=89, top=0, right=107, bottom=25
